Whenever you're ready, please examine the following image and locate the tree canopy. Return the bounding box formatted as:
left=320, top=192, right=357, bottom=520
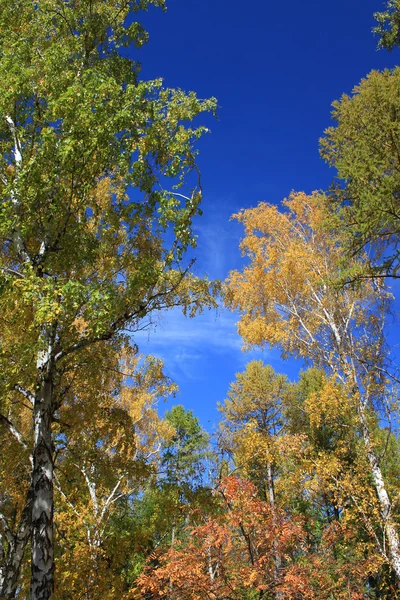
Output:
left=320, top=69, right=400, bottom=277
left=0, top=0, right=216, bottom=597
left=2, top=1, right=400, bottom=599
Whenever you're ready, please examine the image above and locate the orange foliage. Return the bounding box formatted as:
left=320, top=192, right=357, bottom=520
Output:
left=138, top=476, right=308, bottom=599
left=138, top=474, right=387, bottom=599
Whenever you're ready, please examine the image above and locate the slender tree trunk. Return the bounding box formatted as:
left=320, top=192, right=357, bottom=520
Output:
left=267, top=462, right=283, bottom=600
left=0, top=487, right=33, bottom=599
left=171, top=523, right=176, bottom=548
left=358, top=404, right=400, bottom=581
left=267, top=462, right=276, bottom=509
left=0, top=538, right=3, bottom=591
left=206, top=545, right=214, bottom=583
left=7, top=119, right=57, bottom=599
left=30, top=333, right=55, bottom=600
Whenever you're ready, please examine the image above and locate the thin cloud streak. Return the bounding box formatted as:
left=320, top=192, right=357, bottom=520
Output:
left=134, top=306, right=243, bottom=355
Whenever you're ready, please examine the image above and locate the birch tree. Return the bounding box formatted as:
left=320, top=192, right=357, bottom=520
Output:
left=219, top=361, right=288, bottom=599
left=0, top=1, right=216, bottom=598
left=54, top=351, right=175, bottom=599
left=225, top=192, right=400, bottom=583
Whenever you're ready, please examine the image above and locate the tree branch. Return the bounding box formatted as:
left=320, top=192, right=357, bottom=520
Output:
left=13, top=385, right=35, bottom=406
left=0, top=414, right=30, bottom=454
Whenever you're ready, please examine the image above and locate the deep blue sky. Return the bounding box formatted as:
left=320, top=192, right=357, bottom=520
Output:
left=133, top=0, right=400, bottom=431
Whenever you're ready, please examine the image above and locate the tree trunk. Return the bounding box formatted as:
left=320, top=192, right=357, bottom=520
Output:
left=0, top=487, right=33, bottom=599
left=267, top=462, right=283, bottom=600
left=358, top=404, right=400, bottom=582
left=30, top=370, right=55, bottom=600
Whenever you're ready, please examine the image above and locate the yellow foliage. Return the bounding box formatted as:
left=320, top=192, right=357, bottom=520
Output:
left=225, top=191, right=384, bottom=375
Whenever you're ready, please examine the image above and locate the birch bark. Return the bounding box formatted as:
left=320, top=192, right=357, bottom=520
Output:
left=358, top=402, right=400, bottom=581
left=267, top=462, right=283, bottom=600
left=30, top=328, right=56, bottom=600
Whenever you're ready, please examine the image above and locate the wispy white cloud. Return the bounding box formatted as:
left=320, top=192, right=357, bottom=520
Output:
left=133, top=302, right=302, bottom=390
left=140, top=307, right=240, bottom=349
left=133, top=306, right=245, bottom=380
left=132, top=301, right=302, bottom=432
left=188, top=195, right=247, bottom=281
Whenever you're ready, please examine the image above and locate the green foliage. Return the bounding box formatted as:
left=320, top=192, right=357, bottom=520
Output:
left=0, top=0, right=218, bottom=346
left=0, top=0, right=217, bottom=596
left=374, top=0, right=400, bottom=50
left=320, top=68, right=400, bottom=276
left=162, top=405, right=210, bottom=485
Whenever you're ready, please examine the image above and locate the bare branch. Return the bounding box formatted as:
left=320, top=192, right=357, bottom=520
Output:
left=0, top=268, right=25, bottom=279
left=99, top=477, right=125, bottom=524
left=0, top=414, right=30, bottom=455
left=13, top=385, right=35, bottom=406
left=5, top=116, right=22, bottom=166
left=54, top=474, right=81, bottom=520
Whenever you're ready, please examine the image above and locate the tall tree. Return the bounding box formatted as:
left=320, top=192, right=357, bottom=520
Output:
left=0, top=1, right=216, bottom=597
left=225, top=191, right=400, bottom=582
left=219, top=361, right=286, bottom=496
left=54, top=352, right=175, bottom=600
left=219, top=361, right=288, bottom=598
left=155, top=405, right=211, bottom=548
left=285, top=369, right=393, bottom=596
left=162, top=405, right=210, bottom=488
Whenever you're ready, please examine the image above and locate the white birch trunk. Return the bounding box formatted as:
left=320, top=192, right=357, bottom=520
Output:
left=358, top=403, right=400, bottom=581
left=30, top=328, right=56, bottom=600
left=267, top=462, right=283, bottom=600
